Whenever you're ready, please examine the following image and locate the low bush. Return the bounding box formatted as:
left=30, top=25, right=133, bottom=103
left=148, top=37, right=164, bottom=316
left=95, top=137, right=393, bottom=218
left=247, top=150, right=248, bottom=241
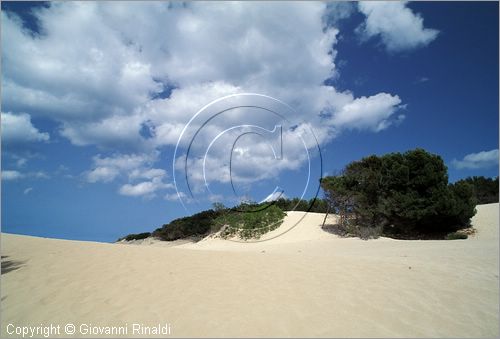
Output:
left=119, top=197, right=328, bottom=242
left=273, top=197, right=328, bottom=213
left=152, top=209, right=223, bottom=241
left=118, top=232, right=151, bottom=241
left=215, top=204, right=286, bottom=240
left=329, top=217, right=382, bottom=240
left=456, top=176, right=498, bottom=204
left=352, top=224, right=383, bottom=240
left=445, top=232, right=468, bottom=240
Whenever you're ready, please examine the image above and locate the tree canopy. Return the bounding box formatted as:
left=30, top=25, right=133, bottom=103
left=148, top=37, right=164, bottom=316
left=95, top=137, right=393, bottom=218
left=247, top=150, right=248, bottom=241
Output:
left=455, top=176, right=498, bottom=204
left=321, top=148, right=477, bottom=239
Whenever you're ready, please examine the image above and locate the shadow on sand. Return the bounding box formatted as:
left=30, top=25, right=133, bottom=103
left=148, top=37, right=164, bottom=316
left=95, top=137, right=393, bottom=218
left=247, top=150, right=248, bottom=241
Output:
left=321, top=223, right=351, bottom=237
left=1, top=255, right=26, bottom=274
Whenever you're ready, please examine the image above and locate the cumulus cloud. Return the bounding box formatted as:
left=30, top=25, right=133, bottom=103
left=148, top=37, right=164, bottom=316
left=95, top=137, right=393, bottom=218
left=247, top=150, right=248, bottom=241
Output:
left=60, top=114, right=150, bottom=150
left=452, top=149, right=499, bottom=169
left=330, top=93, right=403, bottom=132
left=119, top=166, right=172, bottom=198
left=323, top=2, right=356, bottom=26
left=85, top=153, right=157, bottom=183
left=1, top=170, right=23, bottom=181
left=86, top=166, right=120, bottom=183
left=357, top=1, right=439, bottom=52
left=84, top=152, right=174, bottom=198
left=2, top=2, right=411, bottom=198
left=129, top=168, right=166, bottom=181
left=1, top=170, right=49, bottom=181
left=119, top=177, right=173, bottom=198
left=1, top=112, right=49, bottom=144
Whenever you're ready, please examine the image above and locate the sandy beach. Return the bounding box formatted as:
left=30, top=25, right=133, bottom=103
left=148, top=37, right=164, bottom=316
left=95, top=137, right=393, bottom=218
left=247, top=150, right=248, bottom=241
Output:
left=1, top=203, right=498, bottom=338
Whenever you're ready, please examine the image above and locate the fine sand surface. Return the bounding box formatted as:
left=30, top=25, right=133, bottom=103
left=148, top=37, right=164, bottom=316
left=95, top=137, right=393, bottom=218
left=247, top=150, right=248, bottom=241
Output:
left=1, top=204, right=499, bottom=337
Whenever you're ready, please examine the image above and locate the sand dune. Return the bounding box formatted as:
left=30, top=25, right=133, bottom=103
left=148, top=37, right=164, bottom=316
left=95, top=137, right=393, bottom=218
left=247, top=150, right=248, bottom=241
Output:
left=1, top=204, right=498, bottom=337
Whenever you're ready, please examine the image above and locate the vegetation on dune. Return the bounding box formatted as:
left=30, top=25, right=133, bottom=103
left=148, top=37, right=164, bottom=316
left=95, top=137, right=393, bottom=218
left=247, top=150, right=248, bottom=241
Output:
left=273, top=197, right=328, bottom=213
left=152, top=209, right=223, bottom=241
left=118, top=198, right=326, bottom=242
left=456, top=176, right=498, bottom=204
left=214, top=203, right=286, bottom=240
left=118, top=148, right=496, bottom=242
left=445, top=231, right=468, bottom=240
left=152, top=202, right=287, bottom=241
left=118, top=232, right=151, bottom=241
left=321, top=148, right=478, bottom=240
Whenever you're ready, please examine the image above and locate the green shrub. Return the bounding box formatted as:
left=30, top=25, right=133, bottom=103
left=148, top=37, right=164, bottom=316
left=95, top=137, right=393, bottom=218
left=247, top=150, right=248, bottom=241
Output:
left=445, top=232, right=468, bottom=240
left=215, top=204, right=285, bottom=240
left=118, top=232, right=151, bottom=241
left=152, top=209, right=223, bottom=241
left=273, top=197, right=328, bottom=213
left=456, top=176, right=498, bottom=204
left=352, top=224, right=383, bottom=240
left=321, top=148, right=477, bottom=239
left=119, top=196, right=328, bottom=242
left=128, top=201, right=286, bottom=242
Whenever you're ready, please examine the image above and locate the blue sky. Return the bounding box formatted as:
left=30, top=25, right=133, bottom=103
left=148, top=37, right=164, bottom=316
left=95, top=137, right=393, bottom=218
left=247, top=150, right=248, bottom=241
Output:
left=1, top=1, right=498, bottom=242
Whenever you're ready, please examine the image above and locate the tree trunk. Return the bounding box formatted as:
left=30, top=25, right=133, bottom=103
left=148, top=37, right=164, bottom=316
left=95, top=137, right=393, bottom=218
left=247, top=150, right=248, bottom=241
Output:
left=322, top=204, right=330, bottom=228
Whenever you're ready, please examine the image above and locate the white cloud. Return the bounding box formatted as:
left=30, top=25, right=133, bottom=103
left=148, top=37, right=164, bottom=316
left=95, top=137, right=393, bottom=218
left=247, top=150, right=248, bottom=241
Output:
left=24, top=187, right=33, bottom=195
left=119, top=177, right=173, bottom=198
left=85, top=153, right=157, bottom=183
left=323, top=2, right=356, bottom=26
left=32, top=171, right=50, bottom=179
left=357, top=1, right=439, bottom=52
left=2, top=5, right=160, bottom=121
left=3, top=152, right=41, bottom=169
left=452, top=149, right=499, bottom=169
left=330, top=93, right=403, bottom=132
left=2, top=170, right=23, bottom=181
left=86, top=166, right=120, bottom=183
left=129, top=168, right=166, bottom=181
left=1, top=112, right=49, bottom=144
left=85, top=152, right=173, bottom=198
left=93, top=153, right=155, bottom=171
left=2, top=2, right=408, bottom=197
left=1, top=170, right=49, bottom=180
left=60, top=113, right=150, bottom=150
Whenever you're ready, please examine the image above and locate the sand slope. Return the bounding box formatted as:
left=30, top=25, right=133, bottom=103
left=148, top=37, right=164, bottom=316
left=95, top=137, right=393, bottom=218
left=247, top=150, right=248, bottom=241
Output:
left=1, top=204, right=498, bottom=337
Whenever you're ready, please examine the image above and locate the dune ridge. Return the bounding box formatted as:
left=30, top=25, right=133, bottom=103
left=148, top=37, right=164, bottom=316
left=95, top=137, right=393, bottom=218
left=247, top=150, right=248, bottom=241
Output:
left=1, top=204, right=498, bottom=337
